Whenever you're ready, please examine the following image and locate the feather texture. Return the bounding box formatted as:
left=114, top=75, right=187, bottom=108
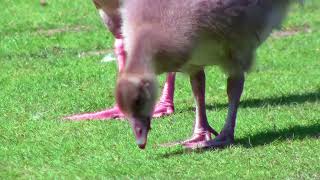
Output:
left=121, top=0, right=293, bottom=75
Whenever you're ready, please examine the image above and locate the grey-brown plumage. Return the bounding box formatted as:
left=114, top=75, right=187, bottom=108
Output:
left=93, top=0, right=122, bottom=38
left=116, top=0, right=296, bottom=149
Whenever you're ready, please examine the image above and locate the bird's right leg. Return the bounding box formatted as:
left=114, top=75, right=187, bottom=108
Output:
left=181, top=70, right=218, bottom=146
left=185, top=74, right=245, bottom=149
left=153, top=72, right=176, bottom=118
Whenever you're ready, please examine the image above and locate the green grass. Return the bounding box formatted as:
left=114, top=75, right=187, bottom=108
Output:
left=0, top=0, right=319, bottom=179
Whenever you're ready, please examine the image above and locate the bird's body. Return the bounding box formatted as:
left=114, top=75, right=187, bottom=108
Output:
left=117, top=0, right=294, bottom=149
left=121, top=0, right=289, bottom=75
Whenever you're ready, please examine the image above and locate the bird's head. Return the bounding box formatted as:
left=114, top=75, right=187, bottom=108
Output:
left=116, top=73, right=158, bottom=149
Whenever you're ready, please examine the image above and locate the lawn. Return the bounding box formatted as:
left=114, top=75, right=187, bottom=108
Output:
left=0, top=0, right=319, bottom=179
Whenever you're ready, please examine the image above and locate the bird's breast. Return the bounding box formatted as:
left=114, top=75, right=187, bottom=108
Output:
left=153, top=36, right=233, bottom=75
left=179, top=36, right=229, bottom=73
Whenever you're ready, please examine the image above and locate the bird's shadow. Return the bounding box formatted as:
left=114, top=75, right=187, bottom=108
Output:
left=237, top=123, right=320, bottom=148
left=161, top=89, right=320, bottom=158
left=161, top=123, right=320, bottom=158
left=186, top=89, right=320, bottom=111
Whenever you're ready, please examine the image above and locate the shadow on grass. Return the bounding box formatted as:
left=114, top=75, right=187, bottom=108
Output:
left=237, top=123, right=320, bottom=148
left=161, top=123, right=320, bottom=158
left=240, top=89, right=319, bottom=108
left=185, top=89, right=320, bottom=112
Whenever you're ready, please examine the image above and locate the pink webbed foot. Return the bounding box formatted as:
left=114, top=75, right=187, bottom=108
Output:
left=65, top=102, right=174, bottom=121
left=160, top=126, right=218, bottom=148
left=182, top=126, right=219, bottom=148
left=65, top=105, right=125, bottom=120
left=183, top=131, right=234, bottom=150
left=152, top=102, right=174, bottom=118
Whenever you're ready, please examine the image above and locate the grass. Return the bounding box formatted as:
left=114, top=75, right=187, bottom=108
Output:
left=0, top=0, right=319, bottom=179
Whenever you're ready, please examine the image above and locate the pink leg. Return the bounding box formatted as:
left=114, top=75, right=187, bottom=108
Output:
left=185, top=74, right=245, bottom=149
left=65, top=39, right=176, bottom=120
left=153, top=72, right=176, bottom=118
left=114, top=38, right=126, bottom=72
left=179, top=70, right=218, bottom=147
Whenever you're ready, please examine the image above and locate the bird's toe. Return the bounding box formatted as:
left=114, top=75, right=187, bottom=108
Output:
left=184, top=134, right=234, bottom=150
left=152, top=103, right=174, bottom=118
left=64, top=106, right=125, bottom=120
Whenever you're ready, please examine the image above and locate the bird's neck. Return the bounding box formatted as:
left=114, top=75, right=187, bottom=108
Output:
left=124, top=26, right=158, bottom=76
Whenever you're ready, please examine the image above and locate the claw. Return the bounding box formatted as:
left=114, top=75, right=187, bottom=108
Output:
left=152, top=102, right=174, bottom=118
left=181, top=129, right=216, bottom=147
left=184, top=132, right=234, bottom=150
left=65, top=101, right=174, bottom=121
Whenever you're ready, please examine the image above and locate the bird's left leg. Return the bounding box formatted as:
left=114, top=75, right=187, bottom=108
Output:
left=185, top=73, right=244, bottom=149
left=153, top=72, right=176, bottom=118
left=181, top=70, right=219, bottom=147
